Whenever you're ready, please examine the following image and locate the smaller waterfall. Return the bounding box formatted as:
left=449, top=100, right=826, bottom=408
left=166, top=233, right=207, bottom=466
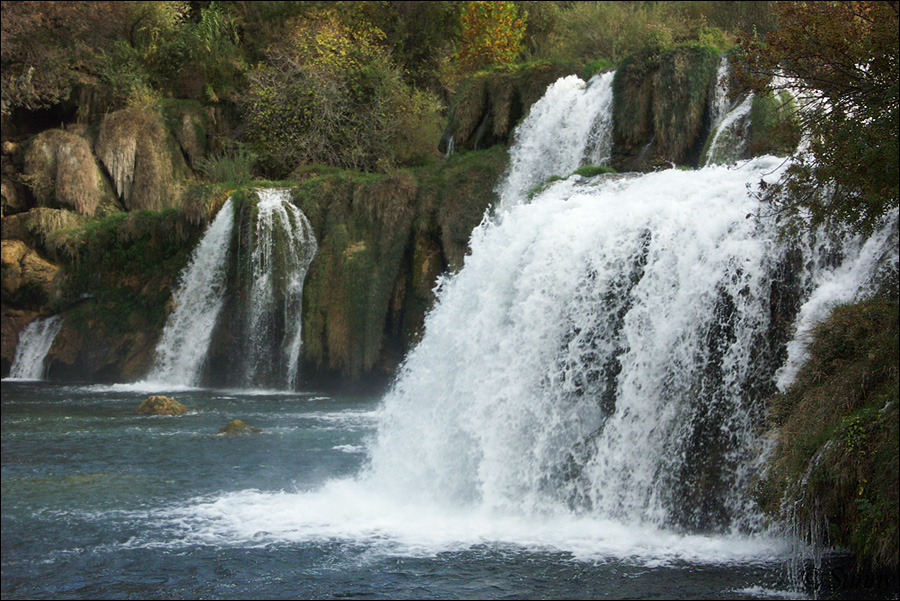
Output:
left=497, top=71, right=616, bottom=209
left=7, top=315, right=64, bottom=380
left=148, top=198, right=236, bottom=386
left=703, top=95, right=754, bottom=167
left=238, top=188, right=318, bottom=390
left=709, top=55, right=734, bottom=130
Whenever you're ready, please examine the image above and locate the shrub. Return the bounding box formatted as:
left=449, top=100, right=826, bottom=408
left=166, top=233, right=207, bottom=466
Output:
left=241, top=12, right=441, bottom=177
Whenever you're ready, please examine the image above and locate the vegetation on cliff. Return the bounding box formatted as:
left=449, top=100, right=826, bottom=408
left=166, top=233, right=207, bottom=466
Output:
left=760, top=301, right=899, bottom=571
left=737, top=0, right=899, bottom=235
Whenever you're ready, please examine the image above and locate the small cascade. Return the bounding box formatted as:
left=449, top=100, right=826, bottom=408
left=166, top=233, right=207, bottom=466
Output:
left=702, top=95, right=754, bottom=167
left=236, top=188, right=317, bottom=390
left=149, top=189, right=318, bottom=390
left=148, top=198, right=236, bottom=387
left=497, top=71, right=615, bottom=210
left=709, top=55, right=733, bottom=130
left=7, top=315, right=64, bottom=380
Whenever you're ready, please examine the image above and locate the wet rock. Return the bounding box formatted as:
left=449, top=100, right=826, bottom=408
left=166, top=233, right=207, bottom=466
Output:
left=135, top=395, right=189, bottom=416
left=217, top=419, right=262, bottom=435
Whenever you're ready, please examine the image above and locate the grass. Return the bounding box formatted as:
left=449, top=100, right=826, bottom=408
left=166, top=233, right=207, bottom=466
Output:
left=760, top=300, right=899, bottom=571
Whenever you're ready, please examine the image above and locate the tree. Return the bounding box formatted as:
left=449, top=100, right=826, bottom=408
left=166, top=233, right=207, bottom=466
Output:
left=455, top=1, right=527, bottom=74
left=1, top=1, right=132, bottom=114
left=737, top=1, right=899, bottom=234
left=241, top=12, right=441, bottom=176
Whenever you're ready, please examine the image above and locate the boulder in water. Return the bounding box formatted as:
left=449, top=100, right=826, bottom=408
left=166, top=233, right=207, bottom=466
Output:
left=217, top=419, right=262, bottom=435
left=136, top=395, right=188, bottom=416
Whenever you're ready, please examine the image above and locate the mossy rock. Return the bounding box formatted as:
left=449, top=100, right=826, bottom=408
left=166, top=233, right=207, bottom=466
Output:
left=136, top=395, right=188, bottom=416
left=23, top=129, right=118, bottom=217
left=612, top=45, right=721, bottom=171
left=95, top=106, right=192, bottom=212
left=761, top=300, right=899, bottom=570
left=217, top=419, right=262, bottom=435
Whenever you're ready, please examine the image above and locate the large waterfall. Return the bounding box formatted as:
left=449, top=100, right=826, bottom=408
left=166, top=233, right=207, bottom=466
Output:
left=366, top=159, right=896, bottom=534
left=166, top=70, right=896, bottom=564
left=361, top=69, right=897, bottom=535
left=148, top=189, right=317, bottom=390
left=7, top=315, right=64, bottom=380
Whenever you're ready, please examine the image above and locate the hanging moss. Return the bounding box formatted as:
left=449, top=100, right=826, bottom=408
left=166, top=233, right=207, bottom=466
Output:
left=95, top=106, right=192, bottom=212
left=759, top=300, right=899, bottom=571
left=23, top=129, right=117, bottom=217
left=612, top=45, right=720, bottom=170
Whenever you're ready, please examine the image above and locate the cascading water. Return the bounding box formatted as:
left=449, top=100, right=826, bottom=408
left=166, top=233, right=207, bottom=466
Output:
left=236, top=188, right=317, bottom=390
left=148, top=189, right=317, bottom=390
left=497, top=71, right=615, bottom=209
left=366, top=158, right=896, bottom=536
left=702, top=57, right=755, bottom=167
left=160, top=68, right=896, bottom=573
left=148, top=198, right=236, bottom=387
left=7, top=315, right=64, bottom=380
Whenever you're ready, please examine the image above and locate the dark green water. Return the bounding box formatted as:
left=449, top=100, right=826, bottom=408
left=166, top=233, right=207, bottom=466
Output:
left=1, top=381, right=893, bottom=599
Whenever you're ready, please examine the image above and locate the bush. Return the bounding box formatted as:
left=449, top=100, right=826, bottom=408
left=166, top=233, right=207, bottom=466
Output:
left=241, top=12, right=442, bottom=177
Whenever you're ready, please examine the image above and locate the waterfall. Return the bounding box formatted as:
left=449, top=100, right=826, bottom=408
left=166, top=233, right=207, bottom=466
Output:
left=703, top=95, right=753, bottom=167
left=709, top=55, right=734, bottom=130
left=148, top=189, right=317, bottom=390
left=7, top=315, right=64, bottom=380
left=237, top=188, right=317, bottom=390
left=148, top=198, right=236, bottom=387
left=367, top=158, right=896, bottom=532
left=363, top=69, right=897, bottom=533
left=497, top=71, right=615, bottom=210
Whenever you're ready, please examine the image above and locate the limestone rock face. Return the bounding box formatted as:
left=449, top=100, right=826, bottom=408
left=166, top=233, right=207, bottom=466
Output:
left=0, top=239, right=60, bottom=305
left=217, top=419, right=262, bottom=435
left=23, top=129, right=113, bottom=217
left=135, top=395, right=189, bottom=416
left=95, top=107, right=191, bottom=212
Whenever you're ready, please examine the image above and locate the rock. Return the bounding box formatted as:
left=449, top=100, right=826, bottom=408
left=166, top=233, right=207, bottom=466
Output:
left=217, top=419, right=262, bottom=435
left=135, top=395, right=189, bottom=416
left=23, top=129, right=113, bottom=217
left=95, top=107, right=191, bottom=212
left=0, top=239, right=61, bottom=306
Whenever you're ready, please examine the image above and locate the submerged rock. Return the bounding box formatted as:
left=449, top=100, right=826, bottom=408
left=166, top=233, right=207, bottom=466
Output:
left=217, top=419, right=262, bottom=435
left=135, top=395, right=188, bottom=416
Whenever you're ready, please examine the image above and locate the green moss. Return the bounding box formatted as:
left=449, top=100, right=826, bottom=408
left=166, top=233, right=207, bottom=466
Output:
left=573, top=164, right=617, bottom=177
left=290, top=169, right=417, bottom=378
left=60, top=209, right=201, bottom=335
left=613, top=45, right=721, bottom=170
left=761, top=300, right=899, bottom=570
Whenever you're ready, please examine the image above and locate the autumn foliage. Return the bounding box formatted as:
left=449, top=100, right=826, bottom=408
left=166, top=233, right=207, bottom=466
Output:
left=455, top=1, right=527, bottom=74
left=737, top=1, right=899, bottom=233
